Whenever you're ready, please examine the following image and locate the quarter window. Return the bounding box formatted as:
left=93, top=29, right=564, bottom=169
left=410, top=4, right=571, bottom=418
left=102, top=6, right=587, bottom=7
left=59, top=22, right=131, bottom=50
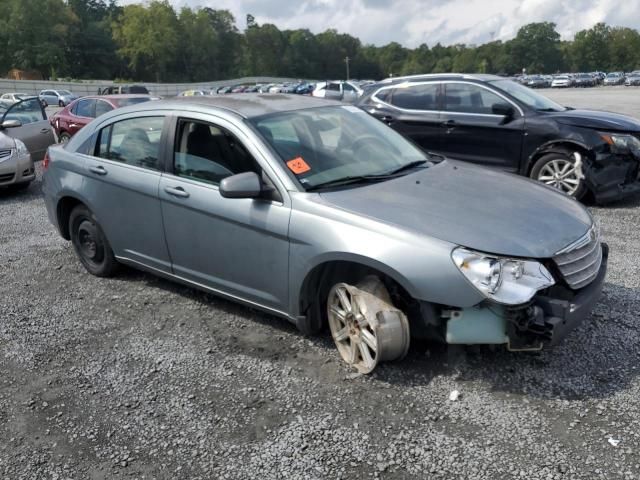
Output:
left=173, top=119, right=260, bottom=185
left=390, top=83, right=439, bottom=110
left=444, top=83, right=506, bottom=115
left=96, top=116, right=164, bottom=170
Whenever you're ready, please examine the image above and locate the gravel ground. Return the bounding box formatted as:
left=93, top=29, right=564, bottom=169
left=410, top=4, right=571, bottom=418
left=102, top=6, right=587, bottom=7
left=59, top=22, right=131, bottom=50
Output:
left=1, top=91, right=640, bottom=479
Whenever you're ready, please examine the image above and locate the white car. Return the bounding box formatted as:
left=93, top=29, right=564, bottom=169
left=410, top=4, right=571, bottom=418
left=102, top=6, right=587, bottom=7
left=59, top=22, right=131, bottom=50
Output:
left=1, top=93, right=31, bottom=104
left=551, top=76, right=572, bottom=88
left=312, top=81, right=364, bottom=103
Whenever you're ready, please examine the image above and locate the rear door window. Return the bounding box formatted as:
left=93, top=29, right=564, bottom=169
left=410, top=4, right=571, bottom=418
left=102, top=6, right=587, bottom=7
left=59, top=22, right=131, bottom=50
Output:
left=390, top=83, right=440, bottom=110
left=75, top=99, right=96, bottom=118
left=96, top=116, right=164, bottom=170
left=95, top=100, right=113, bottom=117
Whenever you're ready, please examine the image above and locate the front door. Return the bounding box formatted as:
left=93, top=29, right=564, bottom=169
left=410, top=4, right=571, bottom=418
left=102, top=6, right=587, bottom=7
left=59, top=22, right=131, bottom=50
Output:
left=439, top=82, right=524, bottom=171
left=3, top=97, right=54, bottom=161
left=159, top=116, right=291, bottom=312
left=83, top=114, right=172, bottom=273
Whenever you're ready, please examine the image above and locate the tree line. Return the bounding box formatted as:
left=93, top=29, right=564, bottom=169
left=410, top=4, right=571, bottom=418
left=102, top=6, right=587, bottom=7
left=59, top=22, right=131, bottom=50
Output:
left=1, top=0, right=640, bottom=83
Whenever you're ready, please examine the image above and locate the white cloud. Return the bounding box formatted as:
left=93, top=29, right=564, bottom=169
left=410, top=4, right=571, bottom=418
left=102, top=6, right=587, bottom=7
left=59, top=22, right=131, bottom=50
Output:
left=117, top=0, right=640, bottom=47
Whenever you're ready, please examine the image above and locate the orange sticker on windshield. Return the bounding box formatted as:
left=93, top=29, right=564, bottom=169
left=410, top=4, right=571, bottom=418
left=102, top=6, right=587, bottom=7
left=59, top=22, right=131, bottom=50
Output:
left=287, top=157, right=311, bottom=174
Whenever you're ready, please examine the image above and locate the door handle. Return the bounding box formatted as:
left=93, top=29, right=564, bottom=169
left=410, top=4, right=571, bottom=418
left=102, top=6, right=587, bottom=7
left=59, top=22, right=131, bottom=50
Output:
left=380, top=115, right=395, bottom=124
left=442, top=120, right=457, bottom=128
left=40, top=128, right=50, bottom=134
left=164, top=186, right=190, bottom=198
left=89, top=165, right=107, bottom=176
left=69, top=123, right=78, bottom=128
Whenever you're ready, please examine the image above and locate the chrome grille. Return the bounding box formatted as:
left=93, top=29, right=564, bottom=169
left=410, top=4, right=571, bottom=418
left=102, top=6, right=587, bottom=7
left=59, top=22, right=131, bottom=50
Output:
left=553, top=226, right=602, bottom=290
left=0, top=149, right=12, bottom=160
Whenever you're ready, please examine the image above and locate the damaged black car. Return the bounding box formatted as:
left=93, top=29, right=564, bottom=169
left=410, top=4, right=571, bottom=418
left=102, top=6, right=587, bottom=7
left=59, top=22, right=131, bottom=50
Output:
left=357, top=74, right=640, bottom=203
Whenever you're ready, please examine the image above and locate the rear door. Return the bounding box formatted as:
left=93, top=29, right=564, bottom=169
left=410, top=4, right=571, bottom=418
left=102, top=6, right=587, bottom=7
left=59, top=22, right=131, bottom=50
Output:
left=439, top=82, right=524, bottom=171
left=2, top=97, right=54, bottom=161
left=83, top=114, right=172, bottom=272
left=367, top=82, right=443, bottom=154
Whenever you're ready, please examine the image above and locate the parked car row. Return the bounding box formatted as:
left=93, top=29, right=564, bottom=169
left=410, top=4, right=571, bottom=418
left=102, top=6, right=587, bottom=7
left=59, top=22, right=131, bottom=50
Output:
left=518, top=71, right=640, bottom=88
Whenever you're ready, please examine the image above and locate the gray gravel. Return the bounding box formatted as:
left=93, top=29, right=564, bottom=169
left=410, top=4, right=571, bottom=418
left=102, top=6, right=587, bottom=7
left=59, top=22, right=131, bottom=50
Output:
left=2, top=91, right=640, bottom=479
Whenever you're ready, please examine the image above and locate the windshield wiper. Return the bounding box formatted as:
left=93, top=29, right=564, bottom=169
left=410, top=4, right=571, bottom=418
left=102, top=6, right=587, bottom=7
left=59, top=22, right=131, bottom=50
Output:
left=306, top=175, right=389, bottom=192
left=376, top=159, right=429, bottom=176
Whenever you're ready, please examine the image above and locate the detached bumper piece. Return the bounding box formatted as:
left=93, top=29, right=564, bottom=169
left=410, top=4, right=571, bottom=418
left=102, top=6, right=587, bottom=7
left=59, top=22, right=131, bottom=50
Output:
left=587, top=152, right=640, bottom=203
left=506, top=243, right=608, bottom=349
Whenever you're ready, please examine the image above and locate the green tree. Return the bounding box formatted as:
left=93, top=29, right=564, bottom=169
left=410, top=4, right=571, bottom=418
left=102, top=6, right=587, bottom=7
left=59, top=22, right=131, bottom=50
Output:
left=608, top=27, right=640, bottom=72
left=570, top=23, right=610, bottom=72
left=0, top=0, right=75, bottom=78
left=112, top=0, right=179, bottom=81
left=510, top=22, right=563, bottom=73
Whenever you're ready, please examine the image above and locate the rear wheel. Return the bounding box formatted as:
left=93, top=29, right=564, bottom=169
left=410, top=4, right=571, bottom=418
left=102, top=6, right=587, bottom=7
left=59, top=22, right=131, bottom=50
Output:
left=58, top=100, right=64, bottom=107
left=69, top=205, right=119, bottom=277
left=530, top=152, right=587, bottom=199
left=59, top=132, right=71, bottom=143
left=327, top=276, right=409, bottom=374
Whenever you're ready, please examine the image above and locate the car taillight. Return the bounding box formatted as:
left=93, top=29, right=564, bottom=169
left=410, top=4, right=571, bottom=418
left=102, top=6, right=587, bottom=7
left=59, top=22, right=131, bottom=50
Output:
left=43, top=151, right=50, bottom=170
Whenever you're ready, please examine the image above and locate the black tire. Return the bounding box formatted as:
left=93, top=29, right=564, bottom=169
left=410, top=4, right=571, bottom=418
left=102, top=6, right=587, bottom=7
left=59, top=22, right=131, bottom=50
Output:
left=69, top=205, right=119, bottom=277
left=58, top=100, right=64, bottom=107
left=530, top=152, right=587, bottom=200
left=59, top=132, right=71, bottom=143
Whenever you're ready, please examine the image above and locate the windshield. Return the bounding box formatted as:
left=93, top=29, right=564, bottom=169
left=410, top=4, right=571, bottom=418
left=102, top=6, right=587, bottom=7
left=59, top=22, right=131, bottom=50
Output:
left=251, top=106, right=428, bottom=190
left=59, top=90, right=72, bottom=95
left=490, top=79, right=566, bottom=112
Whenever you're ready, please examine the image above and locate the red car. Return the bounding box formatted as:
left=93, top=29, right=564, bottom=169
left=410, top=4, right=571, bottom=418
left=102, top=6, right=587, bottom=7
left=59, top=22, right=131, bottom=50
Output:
left=50, top=95, right=153, bottom=142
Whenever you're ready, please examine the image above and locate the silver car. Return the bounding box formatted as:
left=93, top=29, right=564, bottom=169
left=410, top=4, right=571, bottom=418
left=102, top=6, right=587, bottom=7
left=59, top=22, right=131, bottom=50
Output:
left=42, top=95, right=607, bottom=374
left=0, top=125, right=34, bottom=190
left=39, top=89, right=78, bottom=107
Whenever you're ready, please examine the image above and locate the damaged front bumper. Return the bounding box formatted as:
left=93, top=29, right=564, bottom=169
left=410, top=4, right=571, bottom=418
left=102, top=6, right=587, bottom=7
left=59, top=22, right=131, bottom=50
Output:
left=586, top=151, right=640, bottom=203
left=443, top=243, right=608, bottom=349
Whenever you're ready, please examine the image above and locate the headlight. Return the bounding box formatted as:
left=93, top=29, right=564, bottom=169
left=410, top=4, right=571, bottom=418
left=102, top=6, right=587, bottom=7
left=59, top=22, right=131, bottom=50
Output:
left=452, top=247, right=555, bottom=305
left=600, top=133, right=640, bottom=154
left=14, top=138, right=29, bottom=157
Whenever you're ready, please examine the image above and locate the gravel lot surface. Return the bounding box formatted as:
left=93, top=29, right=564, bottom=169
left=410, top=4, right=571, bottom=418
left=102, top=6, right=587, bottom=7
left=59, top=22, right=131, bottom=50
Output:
left=1, top=90, right=640, bottom=479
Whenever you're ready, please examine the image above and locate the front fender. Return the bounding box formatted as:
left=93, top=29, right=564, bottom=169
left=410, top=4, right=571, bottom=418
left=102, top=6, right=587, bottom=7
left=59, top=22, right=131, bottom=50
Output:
left=287, top=195, right=486, bottom=316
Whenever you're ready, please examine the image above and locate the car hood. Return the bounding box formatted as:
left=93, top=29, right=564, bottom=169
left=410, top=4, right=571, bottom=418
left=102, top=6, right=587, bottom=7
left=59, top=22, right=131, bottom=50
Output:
left=319, top=161, right=592, bottom=259
left=547, top=109, right=640, bottom=132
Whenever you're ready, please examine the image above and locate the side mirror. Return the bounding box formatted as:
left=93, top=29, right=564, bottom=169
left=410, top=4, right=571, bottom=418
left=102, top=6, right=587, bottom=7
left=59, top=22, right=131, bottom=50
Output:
left=220, top=171, right=262, bottom=199
left=492, top=103, right=515, bottom=118
left=1, top=119, right=22, bottom=129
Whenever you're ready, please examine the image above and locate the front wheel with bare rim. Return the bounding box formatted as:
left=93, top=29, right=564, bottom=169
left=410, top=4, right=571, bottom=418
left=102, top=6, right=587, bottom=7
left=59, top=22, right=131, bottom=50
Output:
left=530, top=152, right=587, bottom=199
left=327, top=276, right=410, bottom=374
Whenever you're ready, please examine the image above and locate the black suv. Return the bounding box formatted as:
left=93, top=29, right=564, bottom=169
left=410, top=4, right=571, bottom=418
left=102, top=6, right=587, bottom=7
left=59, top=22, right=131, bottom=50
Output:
left=357, top=74, right=640, bottom=202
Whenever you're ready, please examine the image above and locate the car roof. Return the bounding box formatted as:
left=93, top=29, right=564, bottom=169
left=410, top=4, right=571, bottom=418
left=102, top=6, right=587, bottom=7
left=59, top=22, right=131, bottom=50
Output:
left=127, top=94, right=343, bottom=118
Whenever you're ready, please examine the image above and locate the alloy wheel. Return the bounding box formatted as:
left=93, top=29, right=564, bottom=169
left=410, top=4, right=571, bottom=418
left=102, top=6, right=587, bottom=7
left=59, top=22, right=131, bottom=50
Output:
left=537, top=157, right=582, bottom=196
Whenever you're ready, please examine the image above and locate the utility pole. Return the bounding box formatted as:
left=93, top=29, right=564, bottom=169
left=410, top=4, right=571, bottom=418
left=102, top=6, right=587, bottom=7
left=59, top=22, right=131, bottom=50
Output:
left=345, top=56, right=350, bottom=80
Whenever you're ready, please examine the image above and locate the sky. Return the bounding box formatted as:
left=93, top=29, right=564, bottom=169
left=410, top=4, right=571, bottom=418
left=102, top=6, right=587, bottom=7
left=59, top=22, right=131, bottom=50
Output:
left=118, top=0, right=640, bottom=47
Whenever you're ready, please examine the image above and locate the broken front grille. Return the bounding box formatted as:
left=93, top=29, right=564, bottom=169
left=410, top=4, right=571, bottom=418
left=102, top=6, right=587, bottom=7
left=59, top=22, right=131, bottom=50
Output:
left=553, top=226, right=602, bottom=290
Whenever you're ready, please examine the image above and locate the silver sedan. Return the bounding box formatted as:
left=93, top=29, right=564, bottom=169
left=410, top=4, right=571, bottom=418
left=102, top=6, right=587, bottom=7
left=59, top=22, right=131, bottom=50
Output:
left=42, top=95, right=607, bottom=374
